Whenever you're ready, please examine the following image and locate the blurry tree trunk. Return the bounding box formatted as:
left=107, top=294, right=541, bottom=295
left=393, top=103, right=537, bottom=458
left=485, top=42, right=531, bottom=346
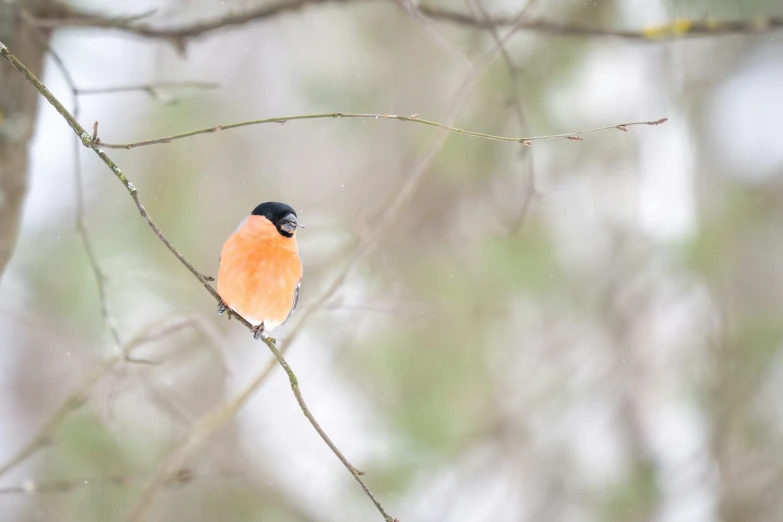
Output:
left=0, top=2, right=51, bottom=280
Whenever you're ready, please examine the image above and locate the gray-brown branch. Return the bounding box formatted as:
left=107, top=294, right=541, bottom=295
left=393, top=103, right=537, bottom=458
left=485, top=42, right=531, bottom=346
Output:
left=25, top=0, right=783, bottom=48
left=0, top=41, right=396, bottom=522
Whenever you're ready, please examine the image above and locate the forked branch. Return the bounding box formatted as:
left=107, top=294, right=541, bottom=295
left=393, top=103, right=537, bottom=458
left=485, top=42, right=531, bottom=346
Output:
left=0, top=41, right=394, bottom=522
left=25, top=0, right=783, bottom=44
left=97, top=113, right=667, bottom=150
left=0, top=32, right=668, bottom=521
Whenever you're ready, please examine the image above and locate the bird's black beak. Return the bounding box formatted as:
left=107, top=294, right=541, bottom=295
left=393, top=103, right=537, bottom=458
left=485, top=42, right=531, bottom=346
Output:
left=278, top=213, right=303, bottom=234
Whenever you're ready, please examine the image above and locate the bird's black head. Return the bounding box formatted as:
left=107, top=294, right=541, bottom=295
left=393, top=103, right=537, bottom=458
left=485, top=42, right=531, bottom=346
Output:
left=251, top=202, right=301, bottom=238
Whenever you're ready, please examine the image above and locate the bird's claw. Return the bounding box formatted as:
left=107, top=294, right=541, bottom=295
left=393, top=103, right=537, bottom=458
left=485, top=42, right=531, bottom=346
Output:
left=217, top=299, right=234, bottom=320
left=252, top=324, right=265, bottom=341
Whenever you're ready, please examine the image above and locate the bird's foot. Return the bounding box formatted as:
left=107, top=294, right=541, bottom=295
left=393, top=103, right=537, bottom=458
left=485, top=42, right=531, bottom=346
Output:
left=217, top=299, right=233, bottom=320
left=251, top=324, right=265, bottom=340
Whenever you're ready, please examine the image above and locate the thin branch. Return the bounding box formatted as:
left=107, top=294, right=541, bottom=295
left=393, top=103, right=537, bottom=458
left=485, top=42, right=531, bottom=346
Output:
left=0, top=468, right=200, bottom=495
left=28, top=0, right=355, bottom=42
left=0, top=25, right=667, bottom=519
left=0, top=317, right=194, bottom=480
left=124, top=16, right=511, bottom=521
left=183, top=26, right=543, bottom=519
left=0, top=42, right=395, bottom=522
left=244, top=7, right=538, bottom=373
left=0, top=358, right=114, bottom=479
left=417, top=5, right=783, bottom=39
left=97, top=113, right=667, bottom=150
left=25, top=23, right=157, bottom=364
left=125, top=329, right=393, bottom=522
left=76, top=157, right=125, bottom=346
left=285, top=0, right=563, bottom=321
left=468, top=0, right=539, bottom=233
left=277, top=0, right=532, bottom=358
left=76, top=81, right=218, bottom=96
left=392, top=0, right=473, bottom=68
left=20, top=10, right=216, bottom=103
left=188, top=15, right=547, bottom=481
left=25, top=0, right=783, bottom=43
left=123, top=316, right=203, bottom=353
left=0, top=465, right=319, bottom=522
left=126, top=358, right=277, bottom=521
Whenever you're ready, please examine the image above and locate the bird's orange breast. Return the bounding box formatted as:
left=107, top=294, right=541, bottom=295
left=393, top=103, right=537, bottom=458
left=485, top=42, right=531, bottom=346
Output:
left=216, top=215, right=302, bottom=330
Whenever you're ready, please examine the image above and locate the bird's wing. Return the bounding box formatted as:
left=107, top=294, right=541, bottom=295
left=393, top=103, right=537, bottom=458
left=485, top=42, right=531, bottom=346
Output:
left=281, top=251, right=303, bottom=326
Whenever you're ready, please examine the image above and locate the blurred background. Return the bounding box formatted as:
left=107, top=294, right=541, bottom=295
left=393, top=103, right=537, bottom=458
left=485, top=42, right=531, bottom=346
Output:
left=2, top=0, right=783, bottom=521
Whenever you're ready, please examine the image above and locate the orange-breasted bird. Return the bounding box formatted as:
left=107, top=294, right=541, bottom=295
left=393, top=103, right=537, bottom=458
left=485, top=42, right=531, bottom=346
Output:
left=216, top=202, right=304, bottom=340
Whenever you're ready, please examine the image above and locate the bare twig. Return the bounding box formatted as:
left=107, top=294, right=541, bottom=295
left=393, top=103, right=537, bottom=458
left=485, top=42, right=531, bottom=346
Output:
left=0, top=465, right=319, bottom=522
left=0, top=42, right=395, bottom=522
left=275, top=0, right=535, bottom=356
left=0, top=468, right=200, bottom=495
left=28, top=0, right=355, bottom=42
left=75, top=153, right=126, bottom=347
left=0, top=22, right=667, bottom=518
left=126, top=326, right=393, bottom=522
left=469, top=0, right=539, bottom=233
left=124, top=16, right=516, bottom=521
left=281, top=0, right=565, bottom=324
left=25, top=0, right=783, bottom=43
left=25, top=24, right=159, bottom=364
left=76, top=81, right=218, bottom=96
left=199, top=24, right=546, bottom=519
left=98, top=113, right=666, bottom=150
left=392, top=0, right=472, bottom=69
left=0, top=317, right=194, bottom=480
left=0, top=358, right=114, bottom=479
left=228, top=6, right=545, bottom=449
left=126, top=358, right=278, bottom=521
left=419, top=6, right=783, bottom=40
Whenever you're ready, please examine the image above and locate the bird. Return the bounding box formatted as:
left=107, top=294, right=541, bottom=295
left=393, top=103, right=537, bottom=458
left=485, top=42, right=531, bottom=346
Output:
left=216, top=202, right=304, bottom=340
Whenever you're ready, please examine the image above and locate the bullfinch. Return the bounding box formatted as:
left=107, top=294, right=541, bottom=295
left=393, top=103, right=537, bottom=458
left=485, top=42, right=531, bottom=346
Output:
left=216, top=202, right=304, bottom=339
